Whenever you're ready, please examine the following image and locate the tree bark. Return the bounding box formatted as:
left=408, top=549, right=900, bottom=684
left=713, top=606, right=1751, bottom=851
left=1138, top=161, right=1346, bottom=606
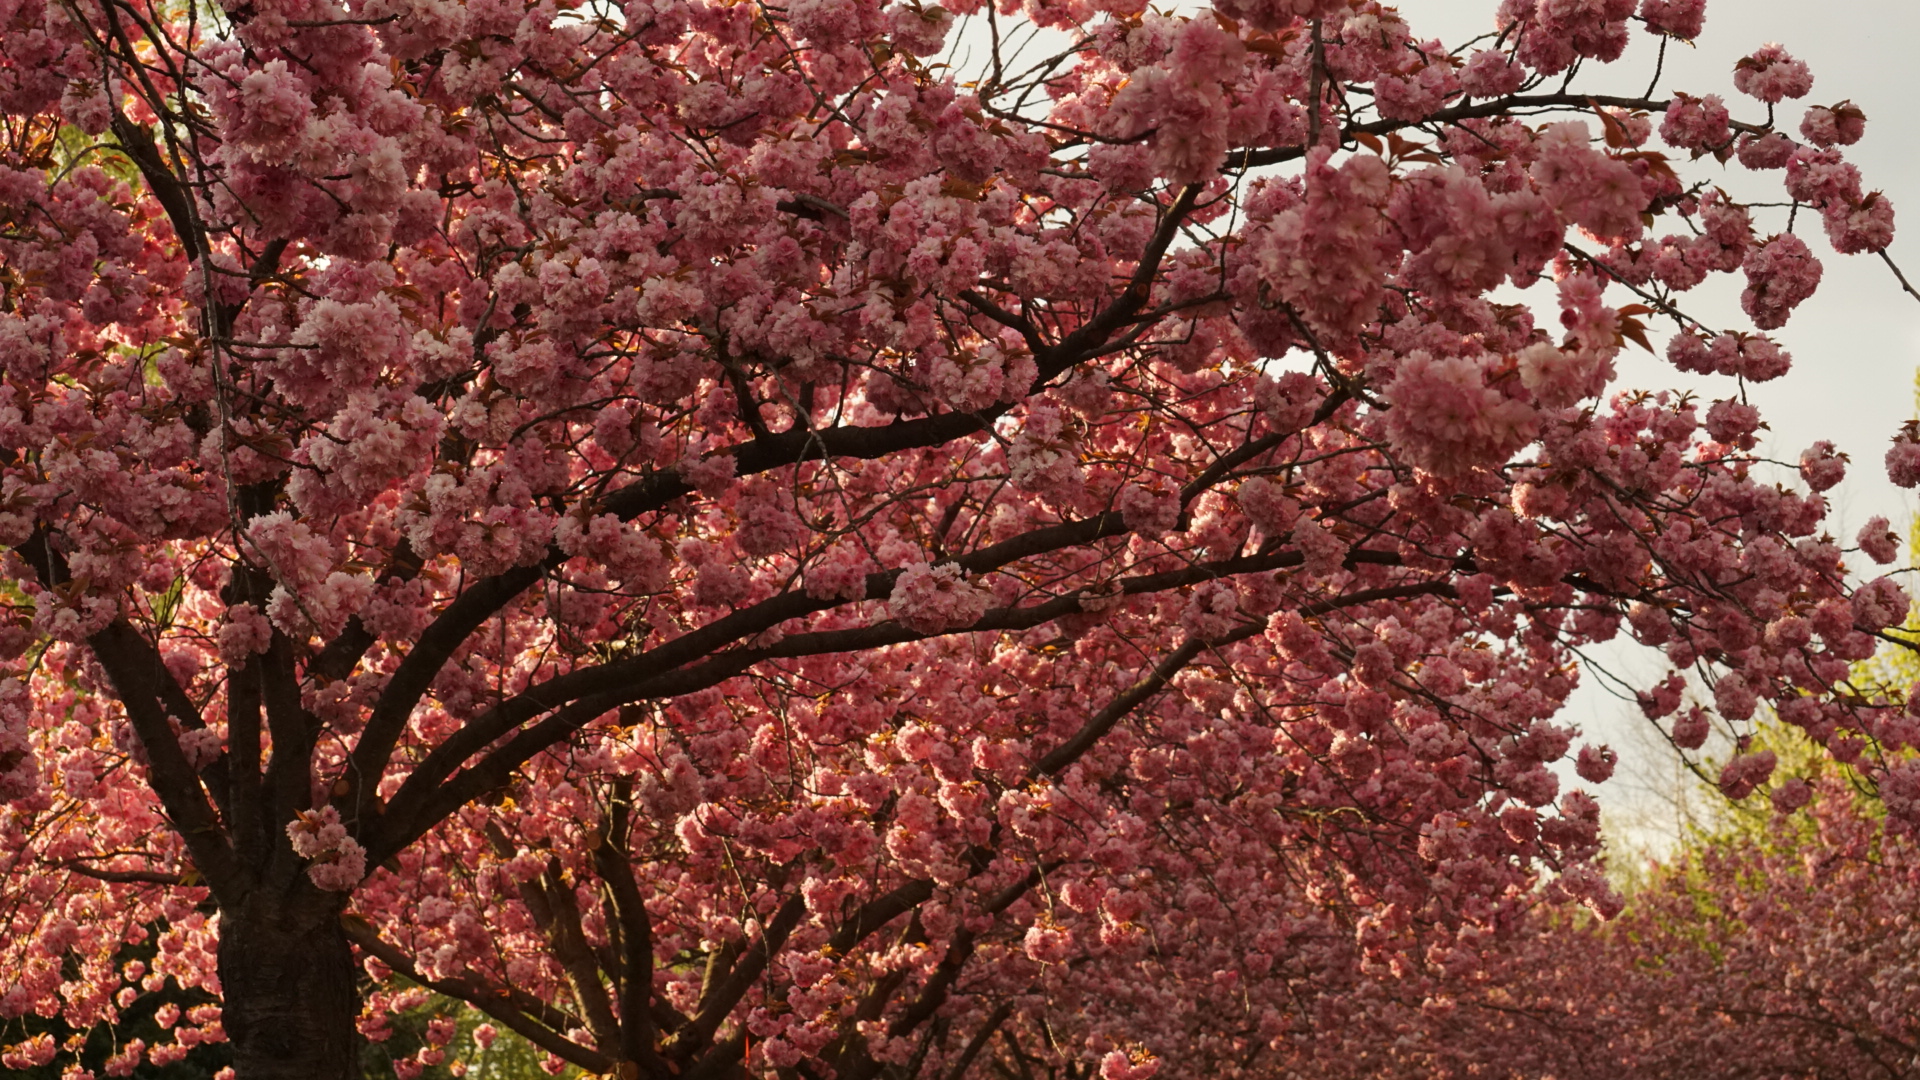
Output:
left=219, top=889, right=362, bottom=1080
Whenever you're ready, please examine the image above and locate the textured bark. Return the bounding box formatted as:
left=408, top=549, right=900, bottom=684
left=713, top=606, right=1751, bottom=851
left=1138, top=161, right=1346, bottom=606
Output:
left=219, top=891, right=362, bottom=1080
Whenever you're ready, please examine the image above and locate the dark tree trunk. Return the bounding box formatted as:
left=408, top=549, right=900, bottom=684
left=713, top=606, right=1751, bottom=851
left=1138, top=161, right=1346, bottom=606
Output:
left=219, top=889, right=362, bottom=1080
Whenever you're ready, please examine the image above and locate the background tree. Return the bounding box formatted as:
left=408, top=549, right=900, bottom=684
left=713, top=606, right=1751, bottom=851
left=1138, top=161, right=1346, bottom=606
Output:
left=1264, top=767, right=1920, bottom=1080
left=1267, top=445, right=1920, bottom=1080
left=1290, top=704, right=1920, bottom=1079
left=2, top=0, right=1918, bottom=1076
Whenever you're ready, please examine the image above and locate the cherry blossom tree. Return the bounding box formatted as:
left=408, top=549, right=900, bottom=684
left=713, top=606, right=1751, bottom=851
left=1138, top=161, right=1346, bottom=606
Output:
left=1282, top=761, right=1920, bottom=1080
left=3, top=0, right=1918, bottom=1075
left=1263, top=557, right=1920, bottom=1080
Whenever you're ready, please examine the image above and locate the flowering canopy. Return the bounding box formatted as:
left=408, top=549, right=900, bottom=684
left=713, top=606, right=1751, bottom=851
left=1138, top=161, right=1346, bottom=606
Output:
left=1, top=0, right=1917, bottom=1074
left=1286, top=772, right=1920, bottom=1080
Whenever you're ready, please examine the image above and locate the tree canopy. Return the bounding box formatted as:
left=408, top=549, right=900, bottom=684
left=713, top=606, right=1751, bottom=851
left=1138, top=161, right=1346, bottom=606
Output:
left=2, top=0, right=1918, bottom=1075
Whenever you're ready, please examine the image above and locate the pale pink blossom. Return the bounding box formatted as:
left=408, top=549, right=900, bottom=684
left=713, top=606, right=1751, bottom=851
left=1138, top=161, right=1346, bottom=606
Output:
left=1639, top=0, right=1704, bottom=39
left=1733, top=44, right=1814, bottom=104
left=1857, top=516, right=1900, bottom=565
left=1741, top=233, right=1822, bottom=330
left=1800, top=101, right=1867, bottom=147
left=1883, top=432, right=1920, bottom=494
left=1659, top=93, right=1730, bottom=152
left=888, top=563, right=990, bottom=633
left=1802, top=440, right=1848, bottom=491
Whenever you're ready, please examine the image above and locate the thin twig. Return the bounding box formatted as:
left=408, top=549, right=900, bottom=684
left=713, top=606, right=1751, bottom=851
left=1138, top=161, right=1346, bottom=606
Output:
left=1880, top=249, right=1920, bottom=305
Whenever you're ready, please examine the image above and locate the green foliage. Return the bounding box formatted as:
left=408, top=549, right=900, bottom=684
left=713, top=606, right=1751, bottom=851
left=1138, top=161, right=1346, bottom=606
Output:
left=1643, top=370, right=1920, bottom=858
left=364, top=986, right=583, bottom=1080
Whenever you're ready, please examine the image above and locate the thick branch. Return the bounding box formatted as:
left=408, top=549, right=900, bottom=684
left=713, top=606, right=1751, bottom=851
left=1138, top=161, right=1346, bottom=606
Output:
left=592, top=823, right=666, bottom=1066
left=827, top=879, right=937, bottom=954
left=943, top=1004, right=1015, bottom=1080
left=371, top=543, right=1318, bottom=856
left=376, top=544, right=1439, bottom=856
left=225, top=651, right=267, bottom=863
left=1032, top=636, right=1213, bottom=777
left=82, top=616, right=243, bottom=900
left=349, top=560, right=548, bottom=827
left=61, top=863, right=189, bottom=887
left=259, top=631, right=321, bottom=881
left=674, top=895, right=807, bottom=1056
left=311, top=541, right=423, bottom=685
left=108, top=111, right=202, bottom=261
left=1228, top=92, right=1682, bottom=170
left=540, top=858, right=625, bottom=1052
left=1049, top=184, right=1200, bottom=368
left=342, top=915, right=615, bottom=1072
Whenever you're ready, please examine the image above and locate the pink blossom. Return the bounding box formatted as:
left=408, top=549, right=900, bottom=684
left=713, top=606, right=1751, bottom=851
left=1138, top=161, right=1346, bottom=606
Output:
left=1236, top=476, right=1300, bottom=538
left=286, top=806, right=368, bottom=891
left=59, top=79, right=113, bottom=136
left=1532, top=121, right=1646, bottom=240
left=1210, top=0, right=1345, bottom=33
left=1733, top=44, right=1814, bottom=104
left=1884, top=761, right=1920, bottom=834
left=1291, top=516, right=1348, bottom=577
left=1, top=1033, right=56, bottom=1069
left=1179, top=580, right=1241, bottom=641
left=1023, top=921, right=1073, bottom=964
left=1007, top=403, right=1084, bottom=499
left=1659, top=93, right=1730, bottom=152
left=1801, top=440, right=1848, bottom=492
left=1735, top=132, right=1795, bottom=170
left=217, top=604, right=274, bottom=663
left=734, top=478, right=811, bottom=558
left=1740, top=233, right=1822, bottom=330
left=1460, top=50, right=1526, bottom=99
left=888, top=563, right=990, bottom=633
left=1800, top=101, right=1867, bottom=147
left=803, top=544, right=876, bottom=602
left=1718, top=749, right=1777, bottom=799
left=1665, top=332, right=1712, bottom=375
left=1116, top=483, right=1181, bottom=537
left=1100, top=1051, right=1162, bottom=1080
left=1890, top=431, right=1920, bottom=487
left=1851, top=576, right=1910, bottom=630
left=1703, top=399, right=1761, bottom=448
left=1709, top=333, right=1791, bottom=382
left=1517, top=342, right=1606, bottom=409
left=557, top=514, right=671, bottom=592
left=1857, top=516, right=1900, bottom=565
left=1712, top=672, right=1757, bottom=721
left=1383, top=351, right=1538, bottom=474
left=888, top=4, right=953, bottom=55
left=1672, top=707, right=1712, bottom=750
left=1638, top=0, right=1705, bottom=40
left=1769, top=776, right=1813, bottom=813
left=1785, top=148, right=1862, bottom=208
left=1574, top=744, right=1617, bottom=784
left=1823, top=193, right=1896, bottom=254
left=228, top=61, right=313, bottom=160
left=3, top=0, right=1914, bottom=1070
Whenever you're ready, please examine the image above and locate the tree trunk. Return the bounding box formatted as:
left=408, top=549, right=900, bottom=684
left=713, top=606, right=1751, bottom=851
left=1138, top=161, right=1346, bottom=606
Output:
left=219, top=889, right=363, bottom=1080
